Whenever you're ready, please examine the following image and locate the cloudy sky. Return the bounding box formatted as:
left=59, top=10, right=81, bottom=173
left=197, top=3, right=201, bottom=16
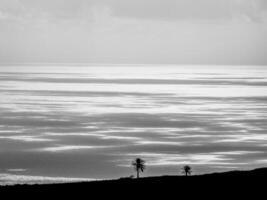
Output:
left=0, top=0, right=267, bottom=65
left=1, top=65, right=267, bottom=184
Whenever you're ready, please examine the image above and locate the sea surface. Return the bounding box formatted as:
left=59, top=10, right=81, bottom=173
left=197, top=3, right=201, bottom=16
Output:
left=0, top=64, right=267, bottom=185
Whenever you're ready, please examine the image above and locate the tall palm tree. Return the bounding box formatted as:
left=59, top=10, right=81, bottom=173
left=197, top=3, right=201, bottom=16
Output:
left=132, top=158, right=146, bottom=179
left=182, top=165, right=192, bottom=176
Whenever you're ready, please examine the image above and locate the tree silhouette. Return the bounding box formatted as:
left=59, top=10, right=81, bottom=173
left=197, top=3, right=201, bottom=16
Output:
left=132, top=158, right=146, bottom=179
left=182, top=165, right=192, bottom=176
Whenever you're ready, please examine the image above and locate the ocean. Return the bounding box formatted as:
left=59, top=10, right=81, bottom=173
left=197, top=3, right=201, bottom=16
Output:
left=0, top=64, right=267, bottom=185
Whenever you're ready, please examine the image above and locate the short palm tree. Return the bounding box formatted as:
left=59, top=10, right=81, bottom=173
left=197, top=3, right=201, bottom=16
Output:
left=182, top=165, right=192, bottom=176
left=132, top=158, right=146, bottom=179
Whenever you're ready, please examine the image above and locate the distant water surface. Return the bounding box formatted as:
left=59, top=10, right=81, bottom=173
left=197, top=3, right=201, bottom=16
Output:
left=0, top=65, right=267, bottom=185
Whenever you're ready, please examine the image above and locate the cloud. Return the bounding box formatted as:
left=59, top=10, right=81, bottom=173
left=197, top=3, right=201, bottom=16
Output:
left=106, top=0, right=242, bottom=20
left=0, top=0, right=92, bottom=20
left=0, top=173, right=93, bottom=186
left=1, top=0, right=266, bottom=22
left=0, top=135, right=53, bottom=142
left=1, top=76, right=267, bottom=86
left=6, top=169, right=27, bottom=172
left=1, top=1, right=267, bottom=65
left=39, top=145, right=113, bottom=152
left=116, top=151, right=260, bottom=167
left=136, top=140, right=185, bottom=146
left=1, top=65, right=267, bottom=180
left=105, top=0, right=267, bottom=22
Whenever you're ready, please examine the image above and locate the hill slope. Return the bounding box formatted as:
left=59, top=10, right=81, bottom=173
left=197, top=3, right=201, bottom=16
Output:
left=1, top=168, right=266, bottom=197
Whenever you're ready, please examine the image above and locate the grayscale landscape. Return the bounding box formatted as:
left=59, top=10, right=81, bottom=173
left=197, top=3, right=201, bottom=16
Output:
left=0, top=0, right=267, bottom=188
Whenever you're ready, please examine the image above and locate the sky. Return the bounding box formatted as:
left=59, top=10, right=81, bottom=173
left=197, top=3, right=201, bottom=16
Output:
left=1, top=65, right=267, bottom=184
left=0, top=0, right=267, bottom=65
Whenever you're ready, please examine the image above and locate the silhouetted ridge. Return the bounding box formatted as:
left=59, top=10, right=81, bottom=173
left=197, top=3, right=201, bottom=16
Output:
left=1, top=168, right=267, bottom=198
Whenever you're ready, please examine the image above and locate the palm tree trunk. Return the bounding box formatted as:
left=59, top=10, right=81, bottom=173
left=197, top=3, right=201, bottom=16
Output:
left=137, top=169, right=139, bottom=179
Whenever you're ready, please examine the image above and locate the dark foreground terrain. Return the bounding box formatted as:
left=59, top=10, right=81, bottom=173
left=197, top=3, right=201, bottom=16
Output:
left=1, top=168, right=267, bottom=198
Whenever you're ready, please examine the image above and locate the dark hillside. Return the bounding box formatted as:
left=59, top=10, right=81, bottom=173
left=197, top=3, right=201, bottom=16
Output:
left=1, top=168, right=266, bottom=198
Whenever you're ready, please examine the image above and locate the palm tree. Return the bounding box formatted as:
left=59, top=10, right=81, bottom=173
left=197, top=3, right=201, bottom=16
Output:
left=182, top=165, right=192, bottom=176
left=132, top=158, right=146, bottom=179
